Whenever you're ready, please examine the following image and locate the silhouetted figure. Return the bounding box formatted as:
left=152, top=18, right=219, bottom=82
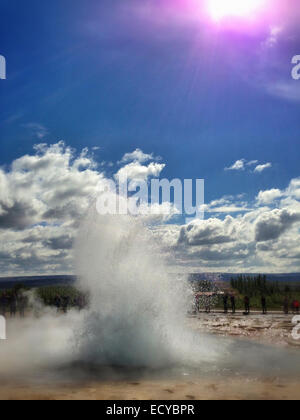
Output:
left=54, top=295, right=61, bottom=312
left=205, top=296, right=211, bottom=313
left=0, top=295, right=5, bottom=316
left=18, top=295, right=28, bottom=318
left=261, top=296, right=267, bottom=315
left=223, top=294, right=229, bottom=314
left=62, top=296, right=70, bottom=313
left=244, top=296, right=250, bottom=315
left=283, top=297, right=289, bottom=315
left=196, top=295, right=201, bottom=313
left=77, top=295, right=85, bottom=311
left=1, top=294, right=9, bottom=316
left=10, top=294, right=17, bottom=318
left=292, top=300, right=300, bottom=314
left=230, top=295, right=236, bottom=314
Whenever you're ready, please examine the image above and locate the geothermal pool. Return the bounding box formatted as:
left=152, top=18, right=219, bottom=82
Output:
left=1, top=322, right=300, bottom=400
left=0, top=213, right=299, bottom=399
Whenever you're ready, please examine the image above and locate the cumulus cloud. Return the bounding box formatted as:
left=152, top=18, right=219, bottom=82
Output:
left=255, top=208, right=300, bottom=242
left=115, top=161, right=165, bottom=182
left=287, top=178, right=300, bottom=199
left=0, top=142, right=300, bottom=275
left=115, top=149, right=165, bottom=184
left=0, top=143, right=171, bottom=275
left=256, top=180, right=300, bottom=207
left=178, top=217, right=235, bottom=246
left=119, top=149, right=157, bottom=164
left=152, top=175, right=300, bottom=273
left=257, top=189, right=283, bottom=204
left=0, top=142, right=103, bottom=274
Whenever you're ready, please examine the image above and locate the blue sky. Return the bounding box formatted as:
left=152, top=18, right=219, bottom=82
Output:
left=0, top=0, right=300, bottom=274
left=1, top=0, right=299, bottom=198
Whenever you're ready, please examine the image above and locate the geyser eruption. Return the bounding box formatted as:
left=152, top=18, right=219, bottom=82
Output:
left=0, top=206, right=218, bottom=378
left=75, top=210, right=191, bottom=368
left=1, top=207, right=299, bottom=382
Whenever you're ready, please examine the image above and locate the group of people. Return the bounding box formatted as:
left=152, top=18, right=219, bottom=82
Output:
left=0, top=290, right=88, bottom=318
left=0, top=292, right=28, bottom=318
left=222, top=294, right=300, bottom=315
left=283, top=297, right=300, bottom=315
left=53, top=294, right=87, bottom=313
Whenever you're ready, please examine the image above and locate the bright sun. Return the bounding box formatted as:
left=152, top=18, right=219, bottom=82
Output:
left=206, top=0, right=265, bottom=21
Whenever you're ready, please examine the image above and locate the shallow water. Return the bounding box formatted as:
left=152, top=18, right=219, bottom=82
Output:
left=11, top=333, right=300, bottom=388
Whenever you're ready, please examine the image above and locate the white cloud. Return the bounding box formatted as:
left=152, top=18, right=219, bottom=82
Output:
left=0, top=143, right=170, bottom=275
left=0, top=143, right=300, bottom=275
left=254, top=163, right=272, bottom=173
left=225, top=159, right=273, bottom=175
left=246, top=160, right=259, bottom=167
left=153, top=176, right=300, bottom=272
left=115, top=161, right=165, bottom=182
left=178, top=217, right=235, bottom=246
left=255, top=208, right=300, bottom=242
left=0, top=142, right=103, bottom=274
left=287, top=177, right=300, bottom=199
left=225, top=159, right=245, bottom=171
left=257, top=189, right=283, bottom=204
left=203, top=196, right=251, bottom=214
left=119, top=149, right=157, bottom=164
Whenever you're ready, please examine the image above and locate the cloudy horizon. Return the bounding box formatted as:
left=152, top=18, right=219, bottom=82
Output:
left=0, top=141, right=299, bottom=276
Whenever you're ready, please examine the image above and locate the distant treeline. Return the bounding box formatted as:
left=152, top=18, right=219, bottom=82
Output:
left=36, top=285, right=88, bottom=309
left=0, top=284, right=89, bottom=313
left=230, top=274, right=299, bottom=297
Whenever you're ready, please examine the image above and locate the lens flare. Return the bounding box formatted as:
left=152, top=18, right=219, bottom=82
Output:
left=206, top=0, right=265, bottom=21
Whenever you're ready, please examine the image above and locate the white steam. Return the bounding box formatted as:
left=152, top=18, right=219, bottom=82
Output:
left=0, top=208, right=218, bottom=378
left=74, top=211, right=195, bottom=367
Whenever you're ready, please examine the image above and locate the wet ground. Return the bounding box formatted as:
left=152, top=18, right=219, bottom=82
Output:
left=189, top=312, right=300, bottom=347
left=0, top=314, right=300, bottom=400
left=0, top=376, right=299, bottom=400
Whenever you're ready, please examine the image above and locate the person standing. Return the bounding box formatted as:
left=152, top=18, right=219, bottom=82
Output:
left=223, top=294, right=229, bottom=314
left=244, top=296, right=250, bottom=315
left=230, top=295, right=236, bottom=314
left=292, top=300, right=300, bottom=314
left=10, top=294, right=17, bottom=318
left=261, top=296, right=267, bottom=315
left=283, top=297, right=289, bottom=315
left=205, top=295, right=211, bottom=314
left=18, top=294, right=28, bottom=318
left=0, top=295, right=5, bottom=316
left=54, top=295, right=61, bottom=313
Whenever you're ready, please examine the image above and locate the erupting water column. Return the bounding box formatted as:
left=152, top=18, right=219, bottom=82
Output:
left=75, top=210, right=190, bottom=368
